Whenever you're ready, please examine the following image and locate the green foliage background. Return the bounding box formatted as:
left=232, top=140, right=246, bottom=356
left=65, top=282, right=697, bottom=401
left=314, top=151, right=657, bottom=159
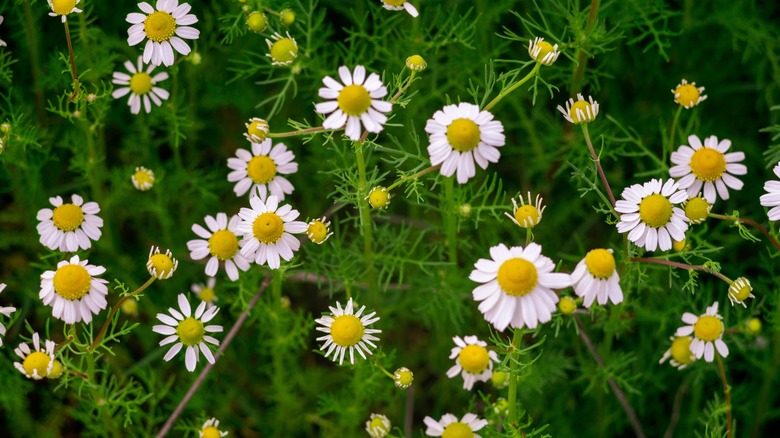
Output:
left=1, top=0, right=780, bottom=437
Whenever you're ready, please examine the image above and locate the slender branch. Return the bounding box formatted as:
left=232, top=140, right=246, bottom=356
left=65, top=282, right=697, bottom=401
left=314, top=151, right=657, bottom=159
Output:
left=631, top=257, right=732, bottom=284
left=267, top=126, right=338, bottom=138
left=716, top=354, right=733, bottom=438
left=90, top=276, right=156, bottom=351
left=507, top=329, right=521, bottom=426
left=581, top=124, right=616, bottom=209
left=663, top=378, right=690, bottom=438
left=574, top=316, right=646, bottom=438
left=483, top=62, right=542, bottom=112
left=358, top=70, right=417, bottom=143
left=156, top=276, right=272, bottom=438
left=63, top=20, right=80, bottom=101
left=709, top=213, right=780, bottom=251
left=667, top=106, right=682, bottom=165
left=404, top=384, right=415, bottom=438
left=386, top=164, right=441, bottom=192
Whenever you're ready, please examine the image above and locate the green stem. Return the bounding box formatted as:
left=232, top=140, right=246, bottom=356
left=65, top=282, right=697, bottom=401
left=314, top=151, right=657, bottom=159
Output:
left=716, top=354, right=733, bottom=438
left=570, top=0, right=601, bottom=95
left=581, top=124, right=617, bottom=209
left=90, top=277, right=156, bottom=351
left=667, top=106, right=682, bottom=165
left=708, top=213, right=780, bottom=251
left=21, top=0, right=45, bottom=122
left=369, top=356, right=396, bottom=380
left=386, top=164, right=441, bottom=192
left=525, top=227, right=532, bottom=246
left=443, top=177, right=458, bottom=265
left=630, top=257, right=732, bottom=284
left=268, top=126, right=337, bottom=138
left=354, top=141, right=377, bottom=293
left=507, top=329, right=521, bottom=426
left=484, top=62, right=542, bottom=112
left=63, top=21, right=80, bottom=100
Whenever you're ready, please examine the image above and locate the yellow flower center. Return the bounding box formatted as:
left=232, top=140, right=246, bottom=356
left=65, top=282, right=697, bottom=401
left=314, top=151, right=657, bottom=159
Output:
left=570, top=100, right=593, bottom=123
left=51, top=0, right=76, bottom=15
left=121, top=298, right=139, bottom=315
left=307, top=220, right=329, bottom=244
left=337, top=84, right=371, bottom=117
left=458, top=344, right=490, bottom=374
left=144, top=11, right=176, bottom=43
left=497, top=258, right=538, bottom=296
left=149, top=254, right=175, bottom=278
left=208, top=229, right=239, bottom=261
left=675, top=84, right=700, bottom=107
left=446, top=118, right=481, bottom=152
left=199, top=287, right=216, bottom=303
left=558, top=296, right=577, bottom=315
left=384, top=0, right=406, bottom=6
left=330, top=314, right=364, bottom=347
left=368, top=417, right=388, bottom=434
left=23, top=351, right=51, bottom=377
left=729, top=279, right=752, bottom=301
left=406, top=54, right=427, bottom=71
left=395, top=368, right=414, bottom=387
left=130, top=72, right=153, bottom=96
left=52, top=203, right=84, bottom=232
left=689, top=148, right=726, bottom=182
left=684, top=197, right=710, bottom=223
left=53, top=264, right=92, bottom=300
left=693, top=315, right=723, bottom=342
left=280, top=9, right=295, bottom=26
left=246, top=155, right=277, bottom=184
left=491, top=371, right=509, bottom=387
left=201, top=426, right=221, bottom=438
left=252, top=212, right=284, bottom=244
left=176, top=317, right=205, bottom=346
left=514, top=205, right=540, bottom=228
left=747, top=318, right=762, bottom=334
left=133, top=168, right=155, bottom=188
left=672, top=238, right=687, bottom=252
left=48, top=360, right=64, bottom=379
left=442, top=422, right=474, bottom=438
left=368, top=187, right=390, bottom=208
left=533, top=41, right=554, bottom=61
left=639, top=194, right=673, bottom=228
left=270, top=38, right=298, bottom=64
left=247, top=119, right=269, bottom=142
left=246, top=11, right=267, bottom=33
left=670, top=337, right=695, bottom=365
left=584, top=249, right=615, bottom=279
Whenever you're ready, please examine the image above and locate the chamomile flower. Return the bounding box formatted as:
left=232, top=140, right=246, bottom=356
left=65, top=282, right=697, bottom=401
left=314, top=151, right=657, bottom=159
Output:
left=425, top=102, right=506, bottom=184
left=131, top=166, right=156, bottom=190
left=227, top=139, right=297, bottom=201
left=557, top=93, right=599, bottom=124
left=200, top=418, right=228, bottom=437
left=558, top=296, right=577, bottom=315
left=112, top=57, right=170, bottom=114
left=683, top=195, right=711, bottom=224
left=147, top=246, right=178, bottom=280
left=446, top=335, right=499, bottom=391
left=37, top=194, right=103, bottom=253
left=367, top=186, right=391, bottom=209
left=423, top=413, right=487, bottom=438
left=265, top=32, right=298, bottom=66
left=380, top=0, right=419, bottom=17
left=505, top=192, right=545, bottom=228
left=571, top=248, right=623, bottom=307
left=727, top=277, right=754, bottom=307
left=528, top=37, right=560, bottom=65
left=191, top=277, right=218, bottom=308
left=675, top=301, right=728, bottom=362
left=153, top=293, right=223, bottom=372
left=670, top=135, right=747, bottom=203
left=246, top=11, right=267, bottom=33
left=0, top=283, right=17, bottom=347
left=13, top=333, right=55, bottom=380
left=393, top=367, right=414, bottom=389
left=406, top=54, right=427, bottom=71
left=244, top=117, right=269, bottom=143
left=672, top=79, right=707, bottom=109
left=469, top=243, right=572, bottom=331
left=237, top=195, right=307, bottom=269
left=307, top=217, right=333, bottom=244
left=47, top=0, right=82, bottom=22
left=615, top=178, right=688, bottom=252
left=39, top=255, right=109, bottom=324
left=126, top=0, right=200, bottom=67
left=365, top=414, right=391, bottom=438
left=760, top=164, right=780, bottom=221
left=315, top=65, right=392, bottom=141
left=659, top=336, right=696, bottom=370
left=187, top=213, right=250, bottom=282
left=314, top=298, right=381, bottom=365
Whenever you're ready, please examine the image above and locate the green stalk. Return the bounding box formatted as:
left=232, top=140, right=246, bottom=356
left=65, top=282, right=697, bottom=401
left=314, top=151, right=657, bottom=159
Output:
left=21, top=0, right=45, bottom=122
left=569, top=0, right=601, bottom=95
left=581, top=124, right=617, bottom=210
left=507, top=329, right=521, bottom=426
left=667, top=106, right=682, bottom=165
left=483, top=62, right=541, bottom=112
left=715, top=354, right=733, bottom=438
left=354, top=141, right=377, bottom=293
left=443, top=176, right=458, bottom=265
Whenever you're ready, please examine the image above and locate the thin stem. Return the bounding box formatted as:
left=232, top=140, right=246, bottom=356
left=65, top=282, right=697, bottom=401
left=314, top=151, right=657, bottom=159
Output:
left=630, top=257, right=732, bottom=284
left=716, top=354, right=733, bottom=438
left=570, top=0, right=601, bottom=95
left=358, top=70, right=417, bottom=143
left=354, top=141, right=377, bottom=293
left=483, top=63, right=542, bottom=112
left=575, top=316, right=645, bottom=438
left=63, top=21, right=80, bottom=100
left=22, top=0, right=45, bottom=122
left=267, top=126, right=338, bottom=138
left=443, top=177, right=458, bottom=265
left=387, top=164, right=441, bottom=192
left=581, top=124, right=617, bottom=209
left=667, top=106, right=682, bottom=165
left=156, top=276, right=272, bottom=438
left=507, top=329, right=521, bottom=426
left=709, top=213, right=780, bottom=251
left=90, top=277, right=155, bottom=351
left=369, top=356, right=396, bottom=380
left=525, top=227, right=532, bottom=246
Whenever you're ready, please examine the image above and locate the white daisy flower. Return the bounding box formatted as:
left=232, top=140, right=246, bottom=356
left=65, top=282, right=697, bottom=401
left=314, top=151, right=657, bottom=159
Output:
left=446, top=335, right=499, bottom=391
left=469, top=243, right=572, bottom=331
left=236, top=195, right=307, bottom=270
left=0, top=16, right=7, bottom=47
left=126, top=0, right=200, bottom=67
left=0, top=283, right=17, bottom=347
left=670, top=135, right=747, bottom=203
left=425, top=102, right=506, bottom=184
left=672, top=79, right=707, bottom=109
left=153, top=293, right=223, bottom=372
left=760, top=163, right=780, bottom=221
left=380, top=0, right=419, bottom=17
left=557, top=93, right=599, bottom=124
left=112, top=57, right=170, bottom=114
left=423, top=413, right=487, bottom=437
left=365, top=413, right=391, bottom=438
left=528, top=37, right=560, bottom=65
left=314, top=298, right=381, bottom=365
left=265, top=32, right=298, bottom=66
left=306, top=217, right=333, bottom=245
left=675, top=301, right=728, bottom=363
left=727, top=277, right=754, bottom=307
left=191, top=277, right=218, bottom=308
left=393, top=367, right=414, bottom=389
left=227, top=139, right=297, bottom=201
left=315, top=65, right=392, bottom=141
left=13, top=333, right=55, bottom=380
left=505, top=192, right=545, bottom=228
left=187, top=213, right=250, bottom=282
left=200, top=417, right=228, bottom=437
left=659, top=336, right=696, bottom=370
left=36, top=194, right=103, bottom=253
left=39, top=255, right=109, bottom=325
left=131, top=166, right=156, bottom=190
left=146, top=246, right=179, bottom=280
left=615, top=178, right=689, bottom=252
left=47, top=0, right=82, bottom=22
left=571, top=248, right=623, bottom=307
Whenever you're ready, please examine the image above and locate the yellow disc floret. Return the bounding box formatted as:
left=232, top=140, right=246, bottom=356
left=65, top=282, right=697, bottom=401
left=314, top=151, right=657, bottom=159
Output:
left=675, top=84, right=701, bottom=108
left=491, top=371, right=509, bottom=388
left=532, top=41, right=554, bottom=62
left=639, top=194, right=673, bottom=228
left=144, top=11, right=176, bottom=43
left=558, top=296, right=577, bottom=315
left=728, top=277, right=753, bottom=303
left=252, top=212, right=284, bottom=243
left=201, top=426, right=221, bottom=438
left=689, top=148, right=726, bottom=182
left=176, top=317, right=205, bottom=346
left=684, top=196, right=711, bottom=224
left=497, top=258, right=538, bottom=296
left=246, top=11, right=267, bottom=33
left=149, top=253, right=175, bottom=278
left=246, top=155, right=277, bottom=184
left=514, top=205, right=540, bottom=228
left=130, top=72, right=153, bottom=95
left=368, top=187, right=390, bottom=209
left=51, top=0, right=76, bottom=15
left=394, top=367, right=414, bottom=388
left=198, top=287, right=216, bottom=303
left=672, top=238, right=688, bottom=252
left=337, top=85, right=371, bottom=117
left=52, top=203, right=84, bottom=232
left=208, top=229, right=239, bottom=260
left=458, top=344, right=490, bottom=374
left=585, top=249, right=615, bottom=279
left=246, top=118, right=269, bottom=142
left=693, top=315, right=723, bottom=342
left=53, top=264, right=92, bottom=300
left=442, top=422, right=473, bottom=438
left=330, top=314, right=364, bottom=347
left=270, top=38, right=298, bottom=65
left=446, top=118, right=481, bottom=152
left=670, top=336, right=695, bottom=365
left=280, top=8, right=295, bottom=26
left=23, top=351, right=51, bottom=378
left=307, top=219, right=330, bottom=244
left=746, top=318, right=762, bottom=335
left=570, top=100, right=593, bottom=124
left=132, top=167, right=155, bottom=190
left=406, top=54, right=427, bottom=71
left=47, top=360, right=64, bottom=379
left=384, top=0, right=406, bottom=6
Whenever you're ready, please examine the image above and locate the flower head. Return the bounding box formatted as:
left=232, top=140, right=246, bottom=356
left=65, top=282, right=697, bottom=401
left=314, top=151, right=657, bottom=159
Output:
left=246, top=11, right=267, bottom=33
left=47, top=0, right=82, bottom=22
left=670, top=135, right=746, bottom=204
left=659, top=336, right=696, bottom=370
left=571, top=248, right=623, bottom=307
left=675, top=301, right=728, bottom=362
left=727, top=277, right=754, bottom=307
left=200, top=417, right=228, bottom=438
left=672, top=79, right=707, bottom=109
left=367, top=186, right=391, bottom=209
left=244, top=117, right=269, bottom=143
left=131, top=166, right=156, bottom=190
left=760, top=163, right=780, bottom=221
left=505, top=192, right=545, bottom=228
left=406, top=54, right=427, bottom=71
left=683, top=195, right=711, bottom=224
left=127, top=0, right=200, bottom=67
left=40, top=255, right=109, bottom=324
left=425, top=102, right=506, bottom=184
left=191, top=277, right=218, bottom=308
left=153, top=293, right=223, bottom=372
left=0, top=283, right=17, bottom=347
left=227, top=139, right=297, bottom=201
left=279, top=8, right=295, bottom=26
left=365, top=414, right=391, bottom=438
left=187, top=213, right=250, bottom=282
left=380, top=0, right=419, bottom=17
left=237, top=195, right=308, bottom=269
left=314, top=298, right=381, bottom=365
left=470, top=243, right=572, bottom=331
left=266, top=32, right=298, bottom=66
left=37, top=194, right=103, bottom=252
left=147, top=246, right=179, bottom=280
left=558, top=296, right=577, bottom=315
left=557, top=94, right=599, bottom=124
left=13, top=333, right=55, bottom=380
left=528, top=37, right=560, bottom=65
left=615, top=178, right=688, bottom=252
left=423, top=413, right=487, bottom=438
left=112, top=57, right=170, bottom=114
left=307, top=217, right=333, bottom=244
left=393, top=367, right=414, bottom=389
left=446, top=335, right=499, bottom=391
